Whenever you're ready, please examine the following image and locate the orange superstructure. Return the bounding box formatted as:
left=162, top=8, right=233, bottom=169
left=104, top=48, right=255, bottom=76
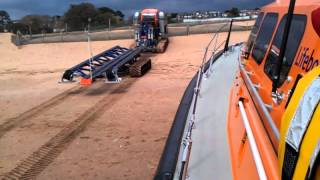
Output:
left=227, top=0, right=320, bottom=179
left=140, top=8, right=159, bottom=25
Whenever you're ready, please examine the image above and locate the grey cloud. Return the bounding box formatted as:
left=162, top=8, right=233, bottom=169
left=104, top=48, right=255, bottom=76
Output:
left=0, top=0, right=272, bottom=20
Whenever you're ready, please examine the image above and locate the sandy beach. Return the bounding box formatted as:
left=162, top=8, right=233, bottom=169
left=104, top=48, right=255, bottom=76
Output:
left=0, top=31, right=250, bottom=179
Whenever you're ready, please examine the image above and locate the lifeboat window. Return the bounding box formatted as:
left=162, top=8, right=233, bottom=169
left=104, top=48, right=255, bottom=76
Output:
left=246, top=12, right=264, bottom=55
left=252, top=13, right=278, bottom=64
left=264, top=14, right=307, bottom=86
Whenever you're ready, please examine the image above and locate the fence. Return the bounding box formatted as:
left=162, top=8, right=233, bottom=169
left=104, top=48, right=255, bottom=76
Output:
left=11, top=20, right=254, bottom=45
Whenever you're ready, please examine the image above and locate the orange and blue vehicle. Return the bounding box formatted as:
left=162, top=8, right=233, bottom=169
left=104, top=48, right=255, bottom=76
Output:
left=133, top=8, right=169, bottom=53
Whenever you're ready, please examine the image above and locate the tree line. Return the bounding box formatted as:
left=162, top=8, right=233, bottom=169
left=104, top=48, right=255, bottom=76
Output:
left=0, top=3, right=125, bottom=34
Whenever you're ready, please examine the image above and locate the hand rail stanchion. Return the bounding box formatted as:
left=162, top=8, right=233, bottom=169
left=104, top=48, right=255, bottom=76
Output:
left=178, top=21, right=233, bottom=180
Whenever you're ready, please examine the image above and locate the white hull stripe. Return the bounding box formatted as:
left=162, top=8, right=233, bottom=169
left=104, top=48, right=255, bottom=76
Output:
left=286, top=77, right=320, bottom=151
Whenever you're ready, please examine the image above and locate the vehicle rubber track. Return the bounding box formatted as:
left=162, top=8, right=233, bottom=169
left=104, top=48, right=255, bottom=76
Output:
left=1, top=79, right=136, bottom=180
left=129, top=56, right=152, bottom=77
left=156, top=38, right=169, bottom=53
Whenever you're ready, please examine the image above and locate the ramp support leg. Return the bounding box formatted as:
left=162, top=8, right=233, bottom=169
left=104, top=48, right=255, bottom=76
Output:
left=105, top=70, right=122, bottom=84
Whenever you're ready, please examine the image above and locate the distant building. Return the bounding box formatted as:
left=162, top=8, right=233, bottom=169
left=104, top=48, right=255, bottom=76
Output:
left=240, top=9, right=260, bottom=17
left=222, top=13, right=229, bottom=17
left=208, top=11, right=222, bottom=17
left=175, top=9, right=259, bottom=22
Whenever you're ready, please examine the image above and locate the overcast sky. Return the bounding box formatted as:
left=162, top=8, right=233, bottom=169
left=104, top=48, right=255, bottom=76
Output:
left=0, top=0, right=273, bottom=20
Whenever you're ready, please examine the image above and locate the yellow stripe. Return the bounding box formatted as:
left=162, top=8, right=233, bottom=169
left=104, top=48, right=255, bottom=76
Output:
left=279, top=66, right=320, bottom=179
left=293, top=105, right=320, bottom=179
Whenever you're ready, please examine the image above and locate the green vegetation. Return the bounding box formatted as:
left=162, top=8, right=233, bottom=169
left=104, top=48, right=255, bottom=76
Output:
left=0, top=10, right=11, bottom=32
left=63, top=3, right=125, bottom=31
left=0, top=2, right=125, bottom=34
left=224, top=8, right=240, bottom=17
left=20, top=15, right=53, bottom=34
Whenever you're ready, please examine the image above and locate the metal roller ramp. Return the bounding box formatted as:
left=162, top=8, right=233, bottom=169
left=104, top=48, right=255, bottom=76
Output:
left=61, top=46, right=148, bottom=84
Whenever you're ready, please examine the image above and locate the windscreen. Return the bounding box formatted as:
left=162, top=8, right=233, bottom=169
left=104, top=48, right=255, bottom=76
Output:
left=142, top=14, right=156, bottom=24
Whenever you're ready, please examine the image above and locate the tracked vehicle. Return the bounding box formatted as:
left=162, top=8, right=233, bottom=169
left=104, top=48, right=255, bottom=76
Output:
left=61, top=46, right=151, bottom=85
left=155, top=0, right=320, bottom=179
left=61, top=9, right=170, bottom=85
left=133, top=9, right=169, bottom=53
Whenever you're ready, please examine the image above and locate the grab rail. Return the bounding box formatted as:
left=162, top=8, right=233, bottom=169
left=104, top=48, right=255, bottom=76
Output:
left=238, top=101, right=267, bottom=180
left=239, top=62, right=280, bottom=140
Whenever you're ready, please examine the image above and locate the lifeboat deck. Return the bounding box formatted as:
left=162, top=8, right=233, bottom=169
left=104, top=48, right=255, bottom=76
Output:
left=175, top=46, right=241, bottom=180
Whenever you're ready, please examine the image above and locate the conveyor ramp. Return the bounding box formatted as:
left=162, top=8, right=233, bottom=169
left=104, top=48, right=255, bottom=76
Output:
left=61, top=46, right=143, bottom=82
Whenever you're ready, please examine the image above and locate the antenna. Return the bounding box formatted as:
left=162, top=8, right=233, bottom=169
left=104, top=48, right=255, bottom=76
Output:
left=224, top=19, right=233, bottom=52
left=272, top=0, right=296, bottom=93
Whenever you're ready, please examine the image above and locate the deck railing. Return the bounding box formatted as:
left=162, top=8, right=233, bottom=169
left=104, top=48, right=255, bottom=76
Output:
left=178, top=20, right=233, bottom=180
